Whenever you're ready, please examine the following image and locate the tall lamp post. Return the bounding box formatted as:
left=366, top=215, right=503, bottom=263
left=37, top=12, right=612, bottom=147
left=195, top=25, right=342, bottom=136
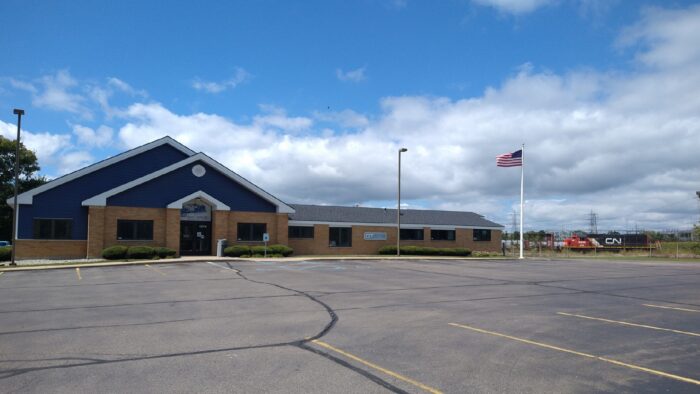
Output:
left=397, top=148, right=407, bottom=256
left=10, top=109, right=24, bottom=267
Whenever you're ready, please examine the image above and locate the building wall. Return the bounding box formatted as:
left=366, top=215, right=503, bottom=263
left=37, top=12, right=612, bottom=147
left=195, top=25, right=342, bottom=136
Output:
left=23, top=204, right=502, bottom=259
left=288, top=224, right=502, bottom=255
left=107, top=161, right=276, bottom=213
left=82, top=207, right=288, bottom=258
left=226, top=212, right=288, bottom=246
left=102, top=206, right=168, bottom=249
left=18, top=144, right=190, bottom=240
left=15, top=240, right=87, bottom=259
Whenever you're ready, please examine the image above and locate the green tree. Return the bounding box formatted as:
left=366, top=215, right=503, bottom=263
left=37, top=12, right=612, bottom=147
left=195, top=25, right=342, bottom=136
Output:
left=0, top=136, right=47, bottom=241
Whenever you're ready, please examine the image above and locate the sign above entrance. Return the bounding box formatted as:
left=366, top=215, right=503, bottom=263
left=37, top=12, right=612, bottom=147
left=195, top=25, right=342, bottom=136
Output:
left=181, top=202, right=211, bottom=221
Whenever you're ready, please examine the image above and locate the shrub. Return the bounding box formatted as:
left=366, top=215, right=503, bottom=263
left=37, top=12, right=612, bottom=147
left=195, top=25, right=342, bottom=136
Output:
left=251, top=246, right=268, bottom=255
left=154, top=247, right=177, bottom=258
left=224, top=245, right=250, bottom=257
left=269, top=244, right=294, bottom=257
left=102, top=245, right=128, bottom=260
left=378, top=245, right=397, bottom=255
left=691, top=242, right=700, bottom=256
left=0, top=246, right=11, bottom=261
left=126, top=246, right=156, bottom=259
left=251, top=253, right=264, bottom=258
left=377, top=245, right=471, bottom=257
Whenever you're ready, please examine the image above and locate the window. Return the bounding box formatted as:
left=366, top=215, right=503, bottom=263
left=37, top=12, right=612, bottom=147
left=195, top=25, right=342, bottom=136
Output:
left=237, top=223, right=266, bottom=241
left=33, top=219, right=72, bottom=239
left=431, top=229, right=456, bottom=241
left=473, top=229, right=492, bottom=242
left=117, top=220, right=153, bottom=240
left=400, top=229, right=424, bottom=240
left=289, top=226, right=314, bottom=239
left=329, top=227, right=352, bottom=247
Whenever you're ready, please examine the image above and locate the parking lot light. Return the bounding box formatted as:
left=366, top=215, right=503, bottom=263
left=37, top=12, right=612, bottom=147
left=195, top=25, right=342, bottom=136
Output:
left=397, top=148, right=407, bottom=256
left=10, top=109, right=24, bottom=267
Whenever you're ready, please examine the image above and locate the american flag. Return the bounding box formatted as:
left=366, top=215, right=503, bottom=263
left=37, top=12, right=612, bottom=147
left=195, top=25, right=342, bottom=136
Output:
left=496, top=149, right=522, bottom=167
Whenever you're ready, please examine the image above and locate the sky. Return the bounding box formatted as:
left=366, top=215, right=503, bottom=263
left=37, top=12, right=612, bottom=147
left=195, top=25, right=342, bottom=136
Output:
left=1, top=0, right=700, bottom=233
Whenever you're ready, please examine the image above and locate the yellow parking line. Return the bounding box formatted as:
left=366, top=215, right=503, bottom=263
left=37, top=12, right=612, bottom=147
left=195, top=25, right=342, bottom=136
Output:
left=0, top=272, right=4, bottom=277
left=311, top=339, right=443, bottom=394
left=145, top=264, right=166, bottom=276
left=557, top=312, right=700, bottom=337
left=643, top=304, right=700, bottom=313
left=75, top=268, right=81, bottom=280
left=449, top=323, right=700, bottom=386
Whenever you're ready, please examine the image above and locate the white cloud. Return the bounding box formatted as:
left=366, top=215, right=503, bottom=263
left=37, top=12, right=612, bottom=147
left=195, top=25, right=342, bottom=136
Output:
left=471, top=0, right=555, bottom=14
left=32, top=70, right=90, bottom=116
left=618, top=4, right=700, bottom=70
left=72, top=124, right=114, bottom=147
left=314, top=109, right=370, bottom=128
left=57, top=151, right=94, bottom=175
left=107, top=77, right=147, bottom=97
left=336, top=67, right=367, bottom=82
left=0, top=119, right=72, bottom=171
left=192, top=68, right=251, bottom=93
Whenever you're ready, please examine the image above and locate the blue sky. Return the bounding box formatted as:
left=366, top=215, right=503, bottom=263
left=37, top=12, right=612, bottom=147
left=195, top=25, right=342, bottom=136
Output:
left=1, top=0, right=700, bottom=232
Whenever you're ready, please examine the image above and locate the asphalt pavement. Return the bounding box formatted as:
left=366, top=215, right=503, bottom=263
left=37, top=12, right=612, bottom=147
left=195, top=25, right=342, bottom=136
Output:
left=0, top=258, right=699, bottom=393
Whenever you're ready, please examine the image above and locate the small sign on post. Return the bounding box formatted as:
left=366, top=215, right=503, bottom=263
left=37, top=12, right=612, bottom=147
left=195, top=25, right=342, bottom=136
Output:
left=263, top=233, right=270, bottom=257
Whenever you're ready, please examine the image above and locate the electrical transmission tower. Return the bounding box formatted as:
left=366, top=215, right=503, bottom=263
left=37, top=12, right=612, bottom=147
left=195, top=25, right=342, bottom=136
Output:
left=589, top=210, right=598, bottom=234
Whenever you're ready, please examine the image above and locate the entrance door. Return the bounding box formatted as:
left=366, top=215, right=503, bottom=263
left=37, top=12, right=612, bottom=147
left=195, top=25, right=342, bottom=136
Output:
left=180, top=221, right=212, bottom=255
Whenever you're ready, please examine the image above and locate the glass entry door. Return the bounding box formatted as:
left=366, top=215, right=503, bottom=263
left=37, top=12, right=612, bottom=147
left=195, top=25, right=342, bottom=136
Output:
left=180, top=221, right=212, bottom=255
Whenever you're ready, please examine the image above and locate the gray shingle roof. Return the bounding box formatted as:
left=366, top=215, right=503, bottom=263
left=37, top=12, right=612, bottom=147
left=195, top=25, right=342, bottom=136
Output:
left=289, top=204, right=503, bottom=229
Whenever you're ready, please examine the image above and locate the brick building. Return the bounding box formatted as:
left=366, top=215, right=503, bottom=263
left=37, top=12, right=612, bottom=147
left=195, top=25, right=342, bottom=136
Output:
left=8, top=137, right=503, bottom=259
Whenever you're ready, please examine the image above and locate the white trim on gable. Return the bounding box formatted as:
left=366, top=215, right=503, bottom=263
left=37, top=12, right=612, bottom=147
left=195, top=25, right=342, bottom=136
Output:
left=167, top=191, right=230, bottom=211
left=82, top=153, right=295, bottom=214
left=7, top=136, right=195, bottom=207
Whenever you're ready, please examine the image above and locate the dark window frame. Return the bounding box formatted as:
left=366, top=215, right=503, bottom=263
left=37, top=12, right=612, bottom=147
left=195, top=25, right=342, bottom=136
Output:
left=289, top=226, right=314, bottom=239
left=473, top=229, right=492, bottom=242
left=400, top=228, right=424, bottom=241
left=33, top=218, right=72, bottom=240
left=431, top=229, right=456, bottom=241
left=329, top=227, right=352, bottom=247
left=117, top=220, right=154, bottom=241
left=237, top=223, right=267, bottom=242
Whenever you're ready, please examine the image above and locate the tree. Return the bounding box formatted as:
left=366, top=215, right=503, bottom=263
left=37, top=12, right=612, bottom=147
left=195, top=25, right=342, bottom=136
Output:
left=0, top=136, right=47, bottom=241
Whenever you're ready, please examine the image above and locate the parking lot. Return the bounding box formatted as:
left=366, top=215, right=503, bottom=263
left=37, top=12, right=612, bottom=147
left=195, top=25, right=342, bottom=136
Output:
left=1, top=258, right=699, bottom=393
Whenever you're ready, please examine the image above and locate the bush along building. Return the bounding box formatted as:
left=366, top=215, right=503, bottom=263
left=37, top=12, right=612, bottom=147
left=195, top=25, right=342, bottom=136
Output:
left=7, top=137, right=503, bottom=259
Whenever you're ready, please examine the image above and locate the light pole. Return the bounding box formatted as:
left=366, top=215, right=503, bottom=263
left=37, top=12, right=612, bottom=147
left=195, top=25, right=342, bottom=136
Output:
left=10, top=109, right=24, bottom=267
left=397, top=148, right=407, bottom=256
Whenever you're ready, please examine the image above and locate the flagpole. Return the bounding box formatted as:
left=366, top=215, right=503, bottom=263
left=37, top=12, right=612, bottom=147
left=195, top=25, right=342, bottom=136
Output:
left=519, top=143, right=524, bottom=259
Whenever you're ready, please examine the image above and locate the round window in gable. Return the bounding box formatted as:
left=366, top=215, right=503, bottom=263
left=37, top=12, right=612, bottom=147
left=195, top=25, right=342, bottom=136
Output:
left=192, top=164, right=206, bottom=177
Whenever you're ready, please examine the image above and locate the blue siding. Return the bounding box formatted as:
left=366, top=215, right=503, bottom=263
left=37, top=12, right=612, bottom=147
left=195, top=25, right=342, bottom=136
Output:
left=107, top=161, right=276, bottom=212
left=19, top=144, right=190, bottom=239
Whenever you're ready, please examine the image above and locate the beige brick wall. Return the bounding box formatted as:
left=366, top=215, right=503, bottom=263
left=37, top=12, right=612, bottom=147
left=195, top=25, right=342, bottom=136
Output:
left=165, top=208, right=180, bottom=254
left=227, top=211, right=287, bottom=246
left=87, top=206, right=105, bottom=258
left=102, top=206, right=168, bottom=250
left=288, top=224, right=502, bottom=256
left=16, top=240, right=87, bottom=259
